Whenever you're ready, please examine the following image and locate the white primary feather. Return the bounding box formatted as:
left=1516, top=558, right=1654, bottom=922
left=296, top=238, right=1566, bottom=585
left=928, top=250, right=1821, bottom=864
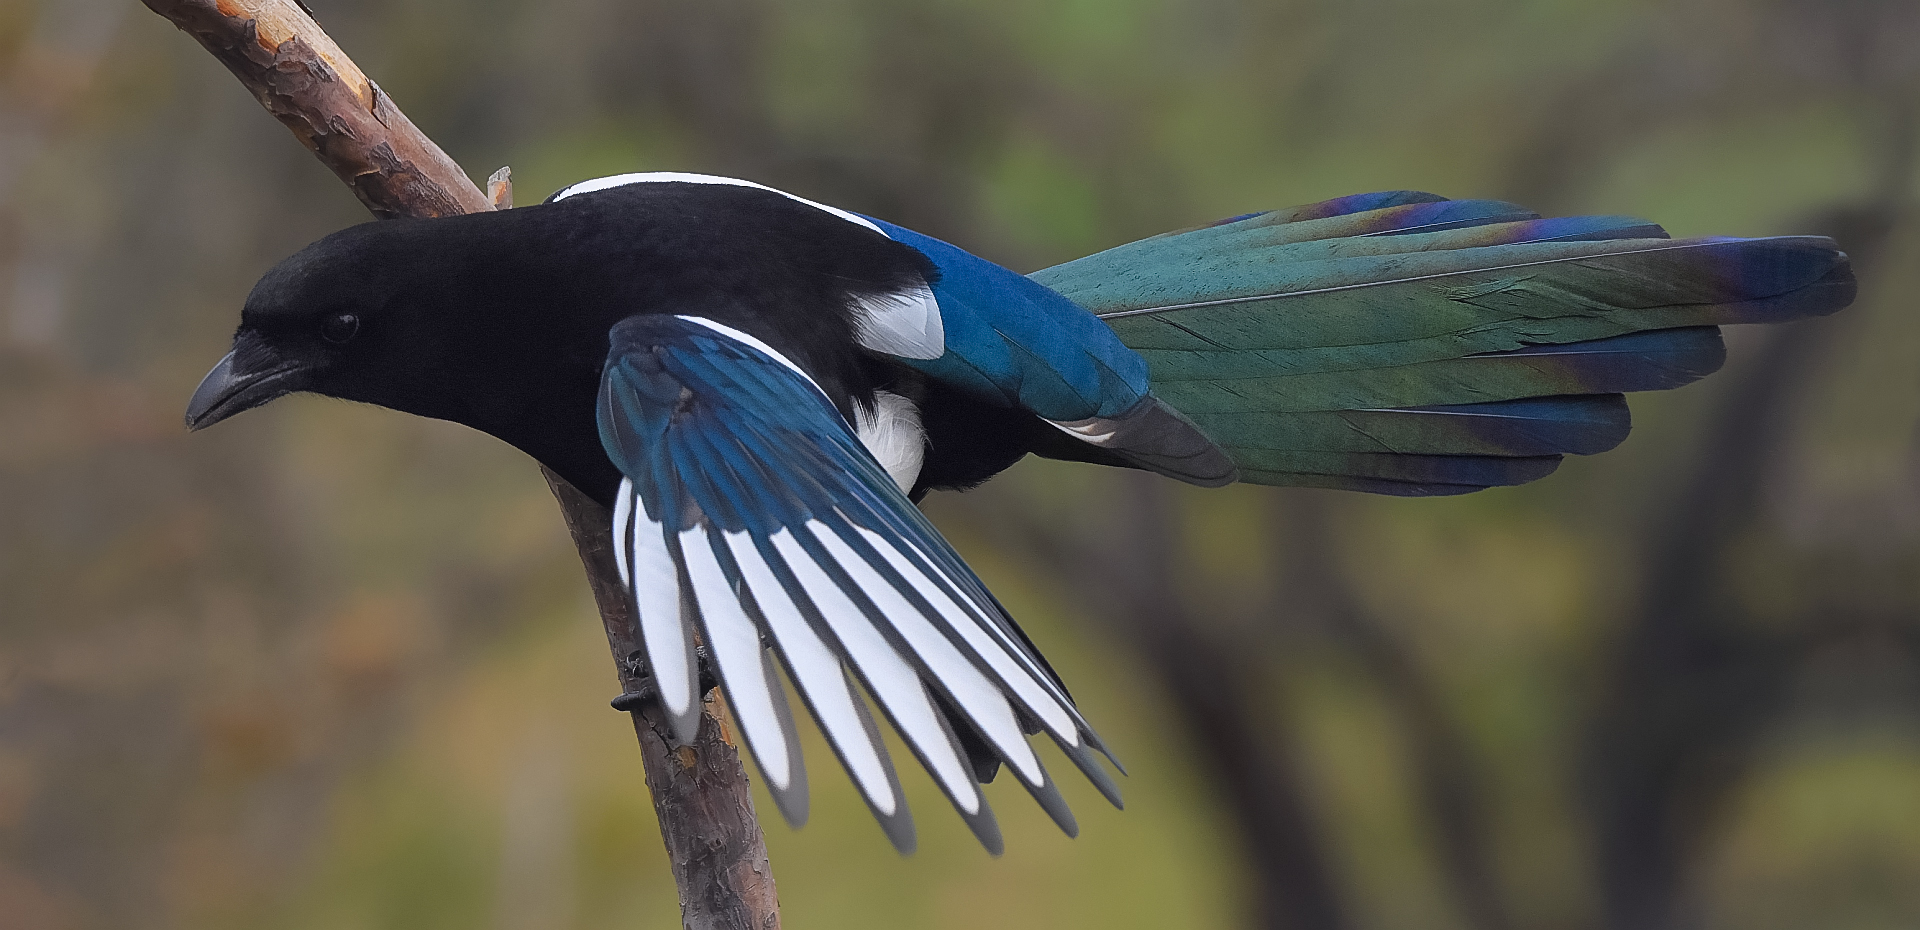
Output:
left=860, top=526, right=1081, bottom=747
left=888, top=530, right=1087, bottom=745
left=853, top=390, right=926, bottom=494
left=622, top=479, right=697, bottom=724
left=681, top=527, right=792, bottom=789
left=851, top=284, right=945, bottom=360
left=612, top=485, right=633, bottom=586
left=773, top=526, right=982, bottom=814
left=847, top=524, right=1044, bottom=785
left=727, top=532, right=898, bottom=815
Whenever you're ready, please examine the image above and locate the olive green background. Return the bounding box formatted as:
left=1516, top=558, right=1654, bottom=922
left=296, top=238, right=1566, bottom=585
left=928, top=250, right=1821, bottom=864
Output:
left=1, top=1, right=1916, bottom=928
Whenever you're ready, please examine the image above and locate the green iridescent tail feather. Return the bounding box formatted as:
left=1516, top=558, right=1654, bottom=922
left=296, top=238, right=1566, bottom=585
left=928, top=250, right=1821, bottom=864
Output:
left=1029, top=192, right=1855, bottom=495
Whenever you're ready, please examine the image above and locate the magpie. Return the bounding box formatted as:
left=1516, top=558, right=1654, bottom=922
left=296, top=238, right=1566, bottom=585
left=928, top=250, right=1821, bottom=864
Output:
left=187, top=173, right=1854, bottom=853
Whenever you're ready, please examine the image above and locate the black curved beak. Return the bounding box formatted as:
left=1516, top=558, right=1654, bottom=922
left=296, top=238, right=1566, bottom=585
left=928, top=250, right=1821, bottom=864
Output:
left=185, top=349, right=307, bottom=431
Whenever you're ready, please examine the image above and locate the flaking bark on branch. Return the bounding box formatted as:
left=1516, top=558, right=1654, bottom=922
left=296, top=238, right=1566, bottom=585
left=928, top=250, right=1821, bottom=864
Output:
left=143, top=0, right=489, bottom=218
left=140, top=2, right=779, bottom=927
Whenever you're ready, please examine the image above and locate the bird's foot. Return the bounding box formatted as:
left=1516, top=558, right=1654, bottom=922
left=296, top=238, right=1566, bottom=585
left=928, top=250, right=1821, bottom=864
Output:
left=610, top=644, right=718, bottom=712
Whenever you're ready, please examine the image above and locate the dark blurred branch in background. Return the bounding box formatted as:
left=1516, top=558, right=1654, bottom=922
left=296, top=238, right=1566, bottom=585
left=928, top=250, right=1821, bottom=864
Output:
left=1274, top=493, right=1515, bottom=930
left=1581, top=92, right=1913, bottom=930
left=1581, top=211, right=1884, bottom=930
left=7, top=1, right=1912, bottom=926
left=0, top=0, right=125, bottom=350
left=135, top=2, right=778, bottom=927
left=1104, top=475, right=1351, bottom=930
left=980, top=9, right=1914, bottom=923
left=979, top=476, right=1351, bottom=930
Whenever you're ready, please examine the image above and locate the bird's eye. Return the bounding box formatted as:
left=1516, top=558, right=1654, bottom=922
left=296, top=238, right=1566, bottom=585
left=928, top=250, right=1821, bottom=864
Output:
left=321, top=313, right=360, bottom=344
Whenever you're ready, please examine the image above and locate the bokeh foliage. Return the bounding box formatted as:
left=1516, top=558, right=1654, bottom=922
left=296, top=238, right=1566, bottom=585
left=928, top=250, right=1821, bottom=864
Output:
left=1, top=1, right=1916, bottom=928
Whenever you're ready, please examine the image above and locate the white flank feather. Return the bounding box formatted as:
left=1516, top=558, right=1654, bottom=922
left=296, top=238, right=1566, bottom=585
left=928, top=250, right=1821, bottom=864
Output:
left=853, top=391, right=926, bottom=494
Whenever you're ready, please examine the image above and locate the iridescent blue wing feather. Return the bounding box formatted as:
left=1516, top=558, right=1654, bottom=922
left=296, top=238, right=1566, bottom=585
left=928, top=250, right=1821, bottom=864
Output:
left=861, top=218, right=1149, bottom=420
left=862, top=218, right=1237, bottom=486
left=552, top=174, right=1235, bottom=487
left=598, top=314, right=1113, bottom=854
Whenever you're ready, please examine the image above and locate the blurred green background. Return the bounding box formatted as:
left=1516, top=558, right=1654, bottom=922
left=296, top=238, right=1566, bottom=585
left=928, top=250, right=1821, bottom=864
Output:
left=2, top=0, right=1917, bottom=928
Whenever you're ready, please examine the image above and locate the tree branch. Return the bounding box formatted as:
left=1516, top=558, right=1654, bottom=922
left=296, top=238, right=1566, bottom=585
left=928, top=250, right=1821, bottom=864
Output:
left=1584, top=198, right=1901, bottom=930
left=140, top=2, right=779, bottom=926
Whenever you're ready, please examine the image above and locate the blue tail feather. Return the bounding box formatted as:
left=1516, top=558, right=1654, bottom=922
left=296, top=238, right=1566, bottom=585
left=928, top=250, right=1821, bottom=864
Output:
left=1027, top=191, right=1855, bottom=494
left=1234, top=450, right=1564, bottom=492
left=1466, top=326, right=1728, bottom=393
left=1196, top=394, right=1631, bottom=459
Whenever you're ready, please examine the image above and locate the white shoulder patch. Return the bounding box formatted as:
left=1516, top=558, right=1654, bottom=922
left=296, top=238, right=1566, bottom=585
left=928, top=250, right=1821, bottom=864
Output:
left=551, top=172, right=885, bottom=235
left=851, top=284, right=945, bottom=360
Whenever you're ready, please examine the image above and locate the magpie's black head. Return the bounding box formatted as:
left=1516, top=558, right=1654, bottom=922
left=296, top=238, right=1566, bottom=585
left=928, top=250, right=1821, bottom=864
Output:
left=192, top=221, right=401, bottom=429
left=186, top=214, right=570, bottom=434
left=187, top=183, right=936, bottom=502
